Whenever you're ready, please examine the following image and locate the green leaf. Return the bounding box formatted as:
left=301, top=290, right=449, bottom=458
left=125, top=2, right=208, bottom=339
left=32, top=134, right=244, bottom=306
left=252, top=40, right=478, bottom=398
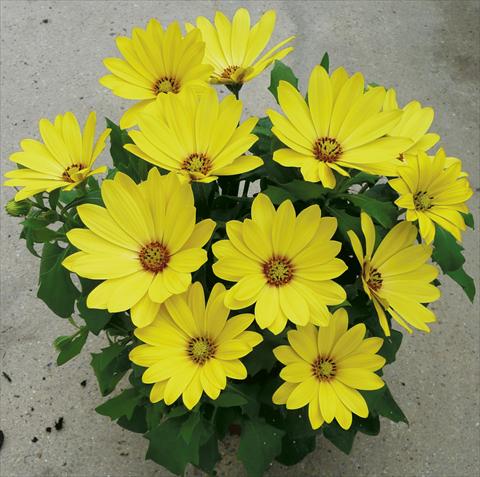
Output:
left=90, top=343, right=131, bottom=396
left=95, top=388, right=141, bottom=421
left=320, top=51, right=329, bottom=72
left=262, top=186, right=293, bottom=205
left=353, top=414, right=380, bottom=435
left=106, top=118, right=151, bottom=183
left=213, top=391, right=248, bottom=407
left=341, top=172, right=379, bottom=190
left=243, top=339, right=277, bottom=376
left=283, top=180, right=326, bottom=201
left=237, top=418, right=285, bottom=477
left=462, top=212, right=474, bottom=229
left=197, top=434, right=221, bottom=474
left=37, top=242, right=80, bottom=317
left=180, top=411, right=201, bottom=443
left=268, top=60, right=299, bottom=103
left=341, top=193, right=398, bottom=229
left=378, top=329, right=403, bottom=364
left=117, top=405, right=148, bottom=434
left=145, top=403, right=164, bottom=430
left=446, top=266, right=476, bottom=302
left=145, top=418, right=192, bottom=475
left=48, top=189, right=61, bottom=210
left=362, top=384, right=408, bottom=424
left=326, top=207, right=361, bottom=241
left=323, top=421, right=357, bottom=454
left=432, top=226, right=465, bottom=273
left=276, top=435, right=316, bottom=466
left=77, top=296, right=111, bottom=335
left=56, top=328, right=88, bottom=366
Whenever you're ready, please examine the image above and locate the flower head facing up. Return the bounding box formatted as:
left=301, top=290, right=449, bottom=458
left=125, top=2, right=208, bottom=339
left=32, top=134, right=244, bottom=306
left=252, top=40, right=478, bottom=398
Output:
left=4, top=112, right=110, bottom=201
left=129, top=282, right=262, bottom=409
left=186, top=8, right=294, bottom=86
left=348, top=212, right=440, bottom=336
left=212, top=193, right=347, bottom=334
left=267, top=65, right=412, bottom=189
left=273, top=309, right=385, bottom=430
left=125, top=89, right=263, bottom=183
left=62, top=168, right=215, bottom=328
left=100, top=20, right=213, bottom=129
left=377, top=88, right=440, bottom=174
left=389, top=149, right=473, bottom=243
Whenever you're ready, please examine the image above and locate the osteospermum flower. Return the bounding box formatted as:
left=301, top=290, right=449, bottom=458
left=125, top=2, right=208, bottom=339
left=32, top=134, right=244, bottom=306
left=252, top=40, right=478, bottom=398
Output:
left=129, top=282, right=262, bottom=409
left=379, top=88, right=440, bottom=173
left=389, top=149, right=473, bottom=243
left=212, top=193, right=347, bottom=334
left=4, top=112, right=109, bottom=201
left=267, top=65, right=411, bottom=188
left=348, top=212, right=440, bottom=336
left=125, top=89, right=263, bottom=182
left=100, top=20, right=212, bottom=129
left=63, top=168, right=215, bottom=328
left=273, top=309, right=385, bottom=430
left=186, top=8, right=294, bottom=86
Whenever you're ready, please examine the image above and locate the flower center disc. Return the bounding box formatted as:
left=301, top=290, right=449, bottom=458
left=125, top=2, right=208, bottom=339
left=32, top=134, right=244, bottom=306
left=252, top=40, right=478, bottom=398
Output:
left=139, top=242, right=170, bottom=273
left=313, top=137, right=343, bottom=163
left=312, top=357, right=337, bottom=381
left=154, top=76, right=180, bottom=94
left=263, top=257, right=294, bottom=287
left=221, top=65, right=240, bottom=80
left=188, top=337, right=216, bottom=365
left=62, top=163, right=86, bottom=182
left=413, top=191, right=433, bottom=211
left=365, top=266, right=383, bottom=292
left=182, top=153, right=212, bottom=175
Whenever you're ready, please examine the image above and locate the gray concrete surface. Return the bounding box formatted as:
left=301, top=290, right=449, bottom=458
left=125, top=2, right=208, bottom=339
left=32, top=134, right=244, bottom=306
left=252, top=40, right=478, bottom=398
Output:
left=1, top=1, right=479, bottom=476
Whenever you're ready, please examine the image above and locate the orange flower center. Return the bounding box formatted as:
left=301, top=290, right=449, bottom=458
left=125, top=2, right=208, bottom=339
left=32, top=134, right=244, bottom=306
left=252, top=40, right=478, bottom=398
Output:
left=182, top=153, right=212, bottom=176
left=263, top=257, right=294, bottom=287
left=188, top=337, right=217, bottom=365
left=153, top=76, right=180, bottom=94
left=313, top=137, right=342, bottom=163
left=312, top=356, right=337, bottom=381
left=139, top=242, right=170, bottom=273
left=62, top=163, right=86, bottom=182
left=413, top=191, right=433, bottom=211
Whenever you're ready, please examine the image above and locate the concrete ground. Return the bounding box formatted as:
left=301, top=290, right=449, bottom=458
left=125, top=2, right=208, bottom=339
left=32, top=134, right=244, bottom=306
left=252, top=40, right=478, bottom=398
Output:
left=1, top=1, right=479, bottom=476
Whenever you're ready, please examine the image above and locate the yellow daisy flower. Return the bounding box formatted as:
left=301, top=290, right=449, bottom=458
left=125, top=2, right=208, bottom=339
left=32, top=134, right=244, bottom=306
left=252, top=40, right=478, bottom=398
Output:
left=125, top=89, right=263, bottom=183
left=100, top=20, right=213, bottom=129
left=272, top=309, right=385, bottom=430
left=267, top=65, right=411, bottom=188
left=4, top=112, right=109, bottom=201
left=389, top=149, right=473, bottom=244
left=382, top=88, right=440, bottom=170
left=186, top=8, right=294, bottom=86
left=62, top=168, right=215, bottom=328
left=129, top=282, right=262, bottom=409
left=212, top=193, right=347, bottom=334
left=348, top=212, right=440, bottom=336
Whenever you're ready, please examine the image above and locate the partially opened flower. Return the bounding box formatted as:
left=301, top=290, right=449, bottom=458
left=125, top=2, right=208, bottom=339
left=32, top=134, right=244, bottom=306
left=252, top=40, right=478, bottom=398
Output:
left=4, top=112, right=109, bottom=201
left=267, top=65, right=412, bottom=188
left=273, top=309, right=385, bottom=430
left=212, top=193, right=347, bottom=334
left=380, top=88, right=440, bottom=172
left=100, top=20, right=212, bottom=129
left=389, top=149, right=473, bottom=243
left=186, top=8, right=294, bottom=86
left=129, top=282, right=262, bottom=409
left=125, top=88, right=263, bottom=182
left=348, top=212, right=440, bottom=335
left=63, top=168, right=215, bottom=328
